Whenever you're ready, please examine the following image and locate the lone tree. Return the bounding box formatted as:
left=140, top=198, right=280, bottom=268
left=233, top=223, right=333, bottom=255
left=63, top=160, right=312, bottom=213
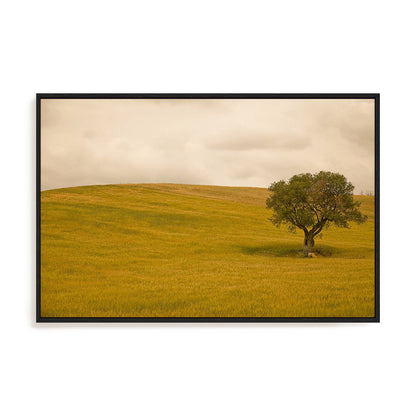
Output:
left=266, top=171, right=367, bottom=256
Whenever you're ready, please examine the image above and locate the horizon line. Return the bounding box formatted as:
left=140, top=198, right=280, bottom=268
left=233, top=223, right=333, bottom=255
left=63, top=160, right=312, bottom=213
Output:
left=40, top=182, right=375, bottom=196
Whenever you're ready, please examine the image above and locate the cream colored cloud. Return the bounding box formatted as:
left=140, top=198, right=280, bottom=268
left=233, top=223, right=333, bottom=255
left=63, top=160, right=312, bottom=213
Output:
left=41, top=98, right=375, bottom=193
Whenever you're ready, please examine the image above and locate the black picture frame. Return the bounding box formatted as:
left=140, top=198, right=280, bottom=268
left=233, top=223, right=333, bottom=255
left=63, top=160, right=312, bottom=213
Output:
left=36, top=93, right=380, bottom=323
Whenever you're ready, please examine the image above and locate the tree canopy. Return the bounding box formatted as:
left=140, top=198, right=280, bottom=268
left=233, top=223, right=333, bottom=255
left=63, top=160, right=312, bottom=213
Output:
left=266, top=171, right=367, bottom=255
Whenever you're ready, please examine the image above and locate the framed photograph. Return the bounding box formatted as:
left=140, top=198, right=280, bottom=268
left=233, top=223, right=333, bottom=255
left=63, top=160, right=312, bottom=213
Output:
left=37, top=93, right=379, bottom=322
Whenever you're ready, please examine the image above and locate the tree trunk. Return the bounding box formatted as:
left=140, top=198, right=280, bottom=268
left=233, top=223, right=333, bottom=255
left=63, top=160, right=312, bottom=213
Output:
left=303, top=231, right=315, bottom=256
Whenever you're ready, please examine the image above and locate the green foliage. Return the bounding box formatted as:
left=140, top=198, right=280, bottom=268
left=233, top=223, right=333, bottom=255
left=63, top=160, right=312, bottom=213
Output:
left=266, top=171, right=367, bottom=239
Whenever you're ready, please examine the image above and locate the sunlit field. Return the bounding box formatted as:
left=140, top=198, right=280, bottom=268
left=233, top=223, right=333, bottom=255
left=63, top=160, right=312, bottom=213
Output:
left=40, top=184, right=375, bottom=318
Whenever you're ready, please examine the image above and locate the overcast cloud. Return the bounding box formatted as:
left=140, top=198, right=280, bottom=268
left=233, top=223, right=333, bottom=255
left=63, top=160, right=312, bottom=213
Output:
left=41, top=98, right=375, bottom=192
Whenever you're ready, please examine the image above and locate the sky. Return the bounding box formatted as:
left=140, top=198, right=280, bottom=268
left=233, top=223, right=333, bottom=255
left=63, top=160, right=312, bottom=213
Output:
left=41, top=98, right=375, bottom=192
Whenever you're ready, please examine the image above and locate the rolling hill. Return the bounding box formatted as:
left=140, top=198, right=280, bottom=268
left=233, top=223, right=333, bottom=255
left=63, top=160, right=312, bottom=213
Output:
left=40, top=184, right=375, bottom=317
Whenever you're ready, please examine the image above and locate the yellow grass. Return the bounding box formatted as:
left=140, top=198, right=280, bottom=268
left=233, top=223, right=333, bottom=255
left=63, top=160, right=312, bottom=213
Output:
left=40, top=184, right=375, bottom=317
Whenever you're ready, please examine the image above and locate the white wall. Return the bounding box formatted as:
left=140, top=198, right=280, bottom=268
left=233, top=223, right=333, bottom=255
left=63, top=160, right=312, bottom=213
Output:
left=1, top=1, right=414, bottom=415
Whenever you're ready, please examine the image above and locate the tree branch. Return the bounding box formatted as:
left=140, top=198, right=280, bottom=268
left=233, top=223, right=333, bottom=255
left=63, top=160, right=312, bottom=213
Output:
left=312, top=219, right=327, bottom=237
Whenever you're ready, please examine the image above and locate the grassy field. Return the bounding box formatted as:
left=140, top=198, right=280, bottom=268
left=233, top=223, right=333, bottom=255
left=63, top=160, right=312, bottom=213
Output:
left=40, top=184, right=375, bottom=318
